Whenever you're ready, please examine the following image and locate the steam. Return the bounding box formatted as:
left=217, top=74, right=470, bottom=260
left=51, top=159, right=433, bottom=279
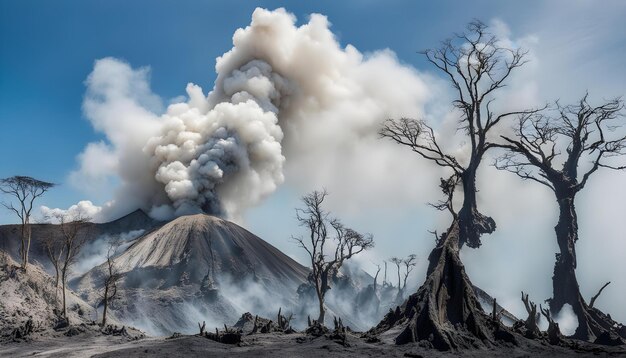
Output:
left=65, top=7, right=430, bottom=222
left=73, top=229, right=145, bottom=277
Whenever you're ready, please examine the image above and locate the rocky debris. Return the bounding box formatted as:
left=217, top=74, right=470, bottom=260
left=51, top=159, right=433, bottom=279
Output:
left=65, top=326, right=84, bottom=337
left=594, top=331, right=626, bottom=346
left=305, top=317, right=329, bottom=337
left=327, top=316, right=348, bottom=346
left=101, top=324, right=129, bottom=337
left=202, top=325, right=242, bottom=345
left=232, top=309, right=297, bottom=336
left=9, top=317, right=36, bottom=341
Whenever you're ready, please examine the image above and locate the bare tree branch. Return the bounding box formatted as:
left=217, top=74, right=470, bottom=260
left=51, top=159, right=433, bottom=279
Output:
left=589, top=281, right=611, bottom=309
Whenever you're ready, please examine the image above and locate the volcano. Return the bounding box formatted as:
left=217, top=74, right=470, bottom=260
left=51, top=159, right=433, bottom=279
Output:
left=72, top=213, right=310, bottom=335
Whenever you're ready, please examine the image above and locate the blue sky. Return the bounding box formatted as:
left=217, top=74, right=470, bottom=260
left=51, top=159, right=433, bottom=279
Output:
left=1, top=0, right=623, bottom=215
left=1, top=0, right=626, bottom=323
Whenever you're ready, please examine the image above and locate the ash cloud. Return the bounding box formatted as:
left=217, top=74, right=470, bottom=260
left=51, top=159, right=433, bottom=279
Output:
left=63, top=7, right=431, bottom=223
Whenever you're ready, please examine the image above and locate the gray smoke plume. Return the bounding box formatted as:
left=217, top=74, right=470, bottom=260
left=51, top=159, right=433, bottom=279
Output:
left=63, top=7, right=430, bottom=222
left=146, top=59, right=289, bottom=218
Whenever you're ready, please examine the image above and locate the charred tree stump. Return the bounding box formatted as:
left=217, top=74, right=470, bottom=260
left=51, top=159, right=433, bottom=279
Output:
left=540, top=305, right=563, bottom=345
left=198, top=321, right=206, bottom=336
left=204, top=325, right=242, bottom=345
left=520, top=292, right=540, bottom=338
left=328, top=316, right=348, bottom=346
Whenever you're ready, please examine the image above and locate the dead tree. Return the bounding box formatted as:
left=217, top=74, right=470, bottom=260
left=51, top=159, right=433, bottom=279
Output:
left=40, top=234, right=64, bottom=295
left=293, top=189, right=374, bottom=325
left=401, top=254, right=417, bottom=294
left=389, top=257, right=402, bottom=291
left=391, top=254, right=417, bottom=300
left=377, top=21, right=539, bottom=349
left=496, top=95, right=626, bottom=341
left=101, top=237, right=123, bottom=327
left=373, top=263, right=381, bottom=291
left=0, top=176, right=55, bottom=271
left=53, top=211, right=90, bottom=319
left=383, top=261, right=388, bottom=287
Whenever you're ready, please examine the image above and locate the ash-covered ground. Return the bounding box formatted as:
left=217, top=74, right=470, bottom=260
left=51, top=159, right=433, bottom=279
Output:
left=3, top=330, right=624, bottom=358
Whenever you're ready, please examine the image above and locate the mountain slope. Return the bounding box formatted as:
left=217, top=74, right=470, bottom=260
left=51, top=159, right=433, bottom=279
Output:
left=73, top=213, right=309, bottom=335
left=0, top=209, right=160, bottom=271
left=114, top=214, right=308, bottom=291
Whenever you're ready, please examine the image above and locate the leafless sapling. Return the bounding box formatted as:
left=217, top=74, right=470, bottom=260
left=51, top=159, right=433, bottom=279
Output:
left=52, top=210, right=90, bottom=319
left=401, top=254, right=417, bottom=295
left=389, top=257, right=402, bottom=291
left=293, top=189, right=374, bottom=325
left=0, top=176, right=55, bottom=271
left=101, top=237, right=123, bottom=327
left=373, top=263, right=381, bottom=291
left=40, top=233, right=64, bottom=296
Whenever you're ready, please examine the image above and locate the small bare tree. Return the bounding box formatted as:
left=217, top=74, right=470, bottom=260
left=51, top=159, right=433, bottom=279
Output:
left=0, top=176, right=55, bottom=271
left=373, top=263, right=381, bottom=291
left=40, top=234, right=64, bottom=294
left=391, top=254, right=417, bottom=299
left=101, top=237, right=123, bottom=327
left=383, top=261, right=388, bottom=287
left=401, top=254, right=417, bottom=294
left=496, top=95, right=626, bottom=340
left=53, top=211, right=90, bottom=319
left=389, top=257, right=402, bottom=290
left=293, top=190, right=374, bottom=325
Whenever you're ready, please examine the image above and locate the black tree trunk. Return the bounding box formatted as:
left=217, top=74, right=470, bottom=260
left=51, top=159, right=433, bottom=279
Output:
left=550, top=193, right=626, bottom=342
left=102, top=285, right=109, bottom=327
left=458, top=168, right=496, bottom=249
left=373, top=221, right=499, bottom=350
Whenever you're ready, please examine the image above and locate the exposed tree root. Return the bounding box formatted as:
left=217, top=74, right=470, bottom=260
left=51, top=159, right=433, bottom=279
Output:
left=372, top=221, right=511, bottom=350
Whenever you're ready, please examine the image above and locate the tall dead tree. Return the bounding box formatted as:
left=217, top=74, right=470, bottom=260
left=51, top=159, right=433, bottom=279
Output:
left=53, top=211, right=90, bottom=319
left=496, top=94, right=626, bottom=341
left=376, top=21, right=539, bottom=349
left=293, top=189, right=374, bottom=325
left=0, top=176, right=55, bottom=271
left=101, top=237, right=123, bottom=327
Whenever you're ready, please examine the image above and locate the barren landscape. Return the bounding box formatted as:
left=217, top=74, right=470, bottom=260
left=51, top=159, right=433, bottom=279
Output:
left=1, top=1, right=626, bottom=357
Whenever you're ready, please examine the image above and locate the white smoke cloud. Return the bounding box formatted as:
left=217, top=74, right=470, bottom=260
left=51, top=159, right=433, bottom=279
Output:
left=73, top=229, right=145, bottom=277
left=66, top=7, right=433, bottom=222
left=40, top=200, right=105, bottom=223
